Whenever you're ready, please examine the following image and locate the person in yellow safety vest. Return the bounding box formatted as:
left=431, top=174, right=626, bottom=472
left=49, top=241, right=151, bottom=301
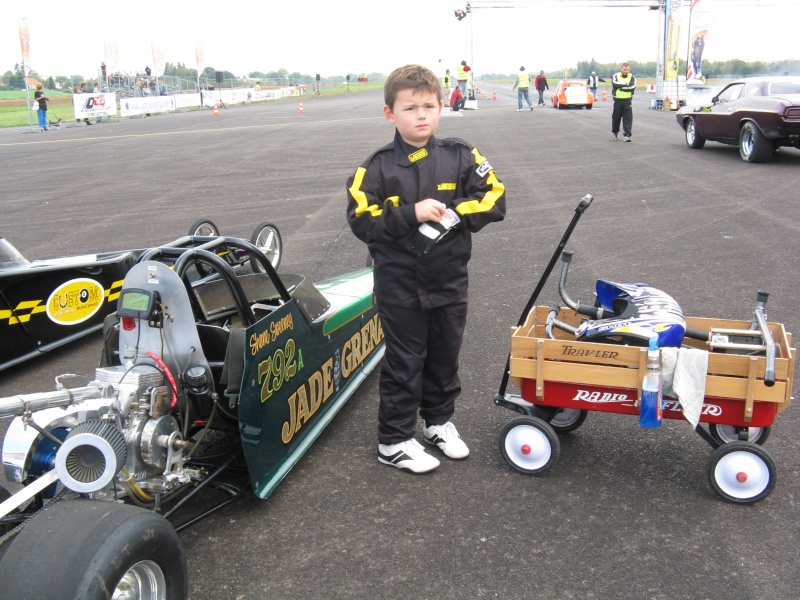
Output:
left=456, top=60, right=470, bottom=95
left=611, top=62, right=637, bottom=142
left=443, top=69, right=451, bottom=101
left=512, top=66, right=533, bottom=111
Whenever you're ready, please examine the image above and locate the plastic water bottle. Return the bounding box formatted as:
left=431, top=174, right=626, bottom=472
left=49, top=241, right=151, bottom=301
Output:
left=639, top=336, right=663, bottom=428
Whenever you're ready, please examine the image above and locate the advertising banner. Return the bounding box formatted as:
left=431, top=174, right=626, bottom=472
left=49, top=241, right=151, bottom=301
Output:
left=665, top=0, right=684, bottom=80
left=174, top=93, right=201, bottom=109
left=73, top=93, right=117, bottom=119
left=19, top=18, right=30, bottom=69
left=686, top=0, right=713, bottom=81
left=119, top=95, right=174, bottom=117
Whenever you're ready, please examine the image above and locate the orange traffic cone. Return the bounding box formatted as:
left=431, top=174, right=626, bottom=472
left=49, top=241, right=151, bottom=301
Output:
left=298, top=102, right=305, bottom=113
left=481, top=89, right=487, bottom=98
left=492, top=88, right=497, bottom=101
left=213, top=104, right=219, bottom=116
left=602, top=89, right=608, bottom=101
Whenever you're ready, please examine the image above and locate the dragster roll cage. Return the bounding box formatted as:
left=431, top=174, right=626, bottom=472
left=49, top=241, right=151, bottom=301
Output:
left=140, top=234, right=293, bottom=327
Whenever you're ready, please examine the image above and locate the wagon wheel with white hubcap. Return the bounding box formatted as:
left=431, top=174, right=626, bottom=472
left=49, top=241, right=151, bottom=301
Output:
left=708, top=423, right=770, bottom=446
left=548, top=408, right=588, bottom=434
left=188, top=219, right=220, bottom=237
left=685, top=117, right=706, bottom=149
left=249, top=221, right=282, bottom=272
left=499, top=416, right=560, bottom=475
left=0, top=499, right=188, bottom=600
left=739, top=121, right=772, bottom=163
left=707, top=441, right=776, bottom=504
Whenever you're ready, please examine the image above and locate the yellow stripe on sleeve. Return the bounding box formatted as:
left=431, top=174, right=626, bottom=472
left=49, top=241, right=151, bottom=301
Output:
left=455, top=149, right=505, bottom=216
left=349, top=167, right=383, bottom=217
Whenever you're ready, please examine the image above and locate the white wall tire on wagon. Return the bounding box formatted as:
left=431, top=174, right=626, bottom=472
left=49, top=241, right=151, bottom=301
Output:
left=707, top=441, right=776, bottom=504
left=499, top=416, right=560, bottom=475
left=708, top=423, right=770, bottom=446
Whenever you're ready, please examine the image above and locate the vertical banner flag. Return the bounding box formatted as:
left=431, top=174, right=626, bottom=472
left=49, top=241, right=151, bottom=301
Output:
left=151, top=42, right=164, bottom=78
left=105, top=34, right=119, bottom=72
left=19, top=18, right=30, bottom=74
left=686, top=0, right=713, bottom=81
left=19, top=17, right=33, bottom=127
left=196, top=44, right=204, bottom=77
left=665, top=0, right=684, bottom=80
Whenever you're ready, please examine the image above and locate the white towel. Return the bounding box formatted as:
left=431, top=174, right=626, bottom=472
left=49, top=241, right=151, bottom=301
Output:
left=660, top=347, right=709, bottom=428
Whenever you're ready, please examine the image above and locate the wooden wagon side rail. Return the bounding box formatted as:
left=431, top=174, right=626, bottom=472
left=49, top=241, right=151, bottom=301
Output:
left=509, top=306, right=795, bottom=420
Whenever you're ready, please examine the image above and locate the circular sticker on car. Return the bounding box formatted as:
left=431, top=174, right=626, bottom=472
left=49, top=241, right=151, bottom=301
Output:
left=46, top=278, right=105, bottom=325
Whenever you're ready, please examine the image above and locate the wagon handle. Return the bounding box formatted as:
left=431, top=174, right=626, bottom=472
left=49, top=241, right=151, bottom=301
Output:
left=753, top=290, right=776, bottom=387
left=496, top=194, right=593, bottom=401
left=558, top=250, right=613, bottom=320
left=545, top=304, right=578, bottom=339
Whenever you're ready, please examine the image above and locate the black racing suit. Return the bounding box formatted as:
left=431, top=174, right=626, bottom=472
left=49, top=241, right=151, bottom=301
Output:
left=346, top=130, right=506, bottom=443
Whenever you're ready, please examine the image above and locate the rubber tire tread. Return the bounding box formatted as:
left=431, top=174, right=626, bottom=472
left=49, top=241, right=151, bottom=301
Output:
left=0, top=499, right=188, bottom=600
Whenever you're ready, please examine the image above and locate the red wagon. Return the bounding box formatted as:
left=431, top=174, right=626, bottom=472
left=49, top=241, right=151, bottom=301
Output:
left=494, top=196, right=795, bottom=504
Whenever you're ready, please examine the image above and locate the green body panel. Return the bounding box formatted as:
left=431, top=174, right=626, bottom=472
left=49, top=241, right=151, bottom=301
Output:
left=238, top=269, right=384, bottom=499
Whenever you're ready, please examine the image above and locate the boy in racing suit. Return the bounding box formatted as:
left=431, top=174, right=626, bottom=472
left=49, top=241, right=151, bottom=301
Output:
left=346, top=64, right=506, bottom=473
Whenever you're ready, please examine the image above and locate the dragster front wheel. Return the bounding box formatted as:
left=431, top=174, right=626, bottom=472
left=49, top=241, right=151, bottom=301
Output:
left=499, top=417, right=559, bottom=476
left=188, top=219, right=220, bottom=237
left=250, top=221, right=282, bottom=272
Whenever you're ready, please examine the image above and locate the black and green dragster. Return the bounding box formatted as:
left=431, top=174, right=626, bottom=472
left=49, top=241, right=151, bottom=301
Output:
left=0, top=233, right=384, bottom=600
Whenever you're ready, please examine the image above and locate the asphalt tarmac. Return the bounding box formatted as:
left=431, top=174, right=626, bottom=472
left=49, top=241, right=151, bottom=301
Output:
left=1, top=85, right=799, bottom=599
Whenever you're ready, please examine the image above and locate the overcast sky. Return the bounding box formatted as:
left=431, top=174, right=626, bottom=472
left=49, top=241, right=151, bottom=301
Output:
left=5, top=0, right=798, bottom=80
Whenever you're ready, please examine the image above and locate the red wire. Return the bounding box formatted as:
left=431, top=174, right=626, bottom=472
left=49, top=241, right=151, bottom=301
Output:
left=147, top=351, right=179, bottom=408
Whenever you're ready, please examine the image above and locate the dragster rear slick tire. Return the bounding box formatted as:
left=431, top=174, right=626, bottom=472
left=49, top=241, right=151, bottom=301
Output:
left=0, top=498, right=188, bottom=600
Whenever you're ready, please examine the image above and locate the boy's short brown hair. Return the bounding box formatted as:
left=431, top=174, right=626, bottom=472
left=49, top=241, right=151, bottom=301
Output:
left=384, top=64, right=442, bottom=109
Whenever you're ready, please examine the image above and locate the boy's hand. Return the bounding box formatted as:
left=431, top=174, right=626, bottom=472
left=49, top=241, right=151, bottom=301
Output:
left=415, top=199, right=447, bottom=223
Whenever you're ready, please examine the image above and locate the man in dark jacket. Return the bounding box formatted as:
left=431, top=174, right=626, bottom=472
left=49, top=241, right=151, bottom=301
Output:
left=611, top=62, right=637, bottom=142
left=534, top=70, right=549, bottom=106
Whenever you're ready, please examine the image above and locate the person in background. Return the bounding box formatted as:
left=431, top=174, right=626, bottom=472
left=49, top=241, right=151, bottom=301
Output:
left=587, top=71, right=606, bottom=101
left=346, top=64, right=506, bottom=474
left=456, top=60, right=471, bottom=96
left=449, top=85, right=465, bottom=111
left=74, top=83, right=92, bottom=126
left=534, top=70, right=549, bottom=106
left=611, top=62, right=637, bottom=142
left=93, top=81, right=103, bottom=122
left=512, top=66, right=533, bottom=111
left=34, top=83, right=49, bottom=132
left=442, top=69, right=451, bottom=102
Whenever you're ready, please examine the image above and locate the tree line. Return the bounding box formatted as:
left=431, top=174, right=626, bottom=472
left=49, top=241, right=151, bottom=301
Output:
left=4, top=57, right=798, bottom=91
left=479, top=58, right=800, bottom=81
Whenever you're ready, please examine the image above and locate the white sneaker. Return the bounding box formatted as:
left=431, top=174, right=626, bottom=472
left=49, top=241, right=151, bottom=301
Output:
left=378, top=439, right=440, bottom=473
left=423, top=422, right=469, bottom=460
